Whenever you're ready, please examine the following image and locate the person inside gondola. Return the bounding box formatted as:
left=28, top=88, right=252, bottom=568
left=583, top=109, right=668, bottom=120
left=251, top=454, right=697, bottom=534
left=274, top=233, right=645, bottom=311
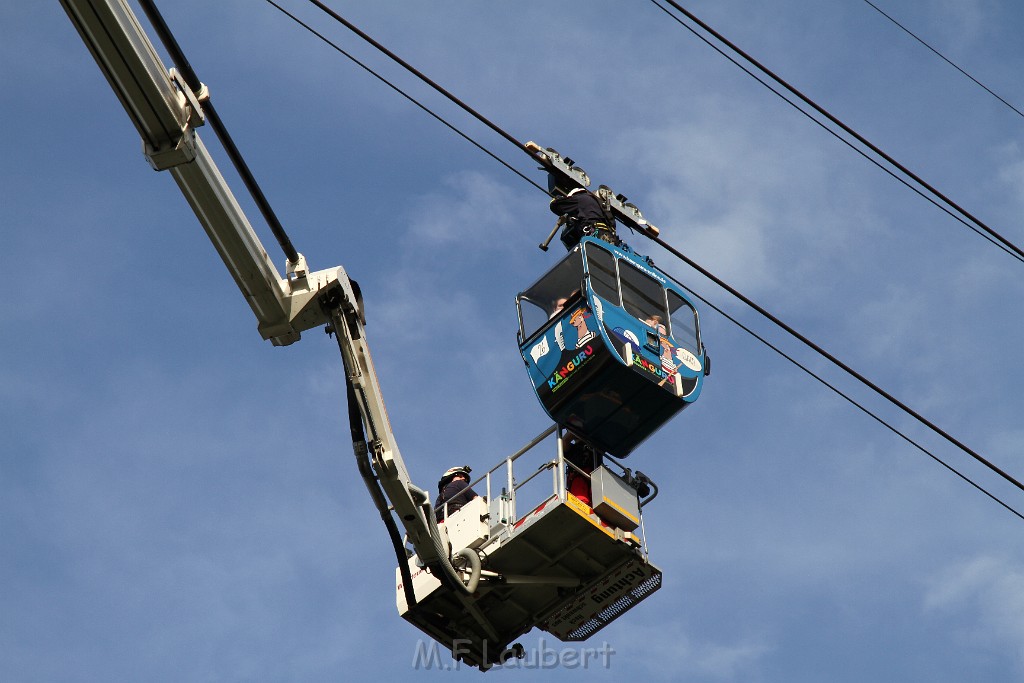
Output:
left=547, top=173, right=618, bottom=251
left=434, top=465, right=479, bottom=522
left=550, top=296, right=569, bottom=320
left=644, top=314, right=667, bottom=336
left=562, top=433, right=602, bottom=507
left=549, top=289, right=581, bottom=320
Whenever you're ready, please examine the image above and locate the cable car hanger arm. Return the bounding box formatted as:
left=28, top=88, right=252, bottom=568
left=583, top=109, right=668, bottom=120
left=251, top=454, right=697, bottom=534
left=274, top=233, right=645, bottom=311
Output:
left=525, top=141, right=661, bottom=241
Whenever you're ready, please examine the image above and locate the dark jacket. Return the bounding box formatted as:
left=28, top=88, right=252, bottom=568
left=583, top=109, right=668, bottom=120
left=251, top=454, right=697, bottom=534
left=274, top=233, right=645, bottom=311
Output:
left=434, top=478, right=479, bottom=522
left=549, top=188, right=616, bottom=250
left=550, top=188, right=609, bottom=223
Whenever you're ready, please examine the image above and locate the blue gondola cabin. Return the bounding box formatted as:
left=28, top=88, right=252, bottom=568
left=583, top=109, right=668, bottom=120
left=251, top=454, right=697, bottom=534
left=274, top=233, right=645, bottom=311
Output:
left=517, top=236, right=708, bottom=457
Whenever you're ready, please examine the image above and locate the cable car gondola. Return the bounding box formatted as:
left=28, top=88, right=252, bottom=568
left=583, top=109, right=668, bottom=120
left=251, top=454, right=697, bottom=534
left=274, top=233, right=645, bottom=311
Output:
left=517, top=235, right=708, bottom=457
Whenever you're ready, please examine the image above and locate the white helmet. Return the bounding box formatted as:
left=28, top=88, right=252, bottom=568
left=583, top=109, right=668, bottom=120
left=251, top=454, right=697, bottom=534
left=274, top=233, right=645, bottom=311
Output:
left=438, top=465, right=471, bottom=491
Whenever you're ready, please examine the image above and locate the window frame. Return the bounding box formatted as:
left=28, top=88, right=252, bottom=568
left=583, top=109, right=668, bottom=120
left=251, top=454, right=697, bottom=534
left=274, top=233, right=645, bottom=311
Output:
left=516, top=248, right=586, bottom=343
left=666, top=289, right=701, bottom=355
left=618, top=259, right=669, bottom=329
left=584, top=242, right=621, bottom=306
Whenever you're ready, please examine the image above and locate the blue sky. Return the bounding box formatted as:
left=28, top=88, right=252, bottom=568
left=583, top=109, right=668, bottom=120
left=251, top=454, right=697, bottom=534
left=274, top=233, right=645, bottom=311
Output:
left=5, top=1, right=1024, bottom=680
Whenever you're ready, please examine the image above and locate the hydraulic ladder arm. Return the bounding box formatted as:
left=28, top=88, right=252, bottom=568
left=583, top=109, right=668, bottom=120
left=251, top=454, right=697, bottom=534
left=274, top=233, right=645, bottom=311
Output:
left=58, top=0, right=465, bottom=578
left=60, top=0, right=332, bottom=346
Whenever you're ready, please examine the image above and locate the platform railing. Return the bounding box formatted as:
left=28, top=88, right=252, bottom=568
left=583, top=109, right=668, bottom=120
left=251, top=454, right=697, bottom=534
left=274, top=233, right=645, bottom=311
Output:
left=438, top=424, right=650, bottom=558
left=437, top=424, right=556, bottom=528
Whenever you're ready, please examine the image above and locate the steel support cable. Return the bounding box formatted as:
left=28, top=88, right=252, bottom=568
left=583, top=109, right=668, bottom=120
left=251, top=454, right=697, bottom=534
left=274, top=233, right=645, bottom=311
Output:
left=290, top=0, right=1012, bottom=261
left=263, top=0, right=544, bottom=194
left=672, top=278, right=1024, bottom=522
left=137, top=0, right=300, bottom=264
left=861, top=0, right=1024, bottom=119
left=270, top=0, right=1024, bottom=508
left=652, top=0, right=1024, bottom=266
left=299, top=0, right=543, bottom=176
left=646, top=0, right=1024, bottom=265
left=297, top=0, right=1024, bottom=265
left=651, top=231, right=1024, bottom=496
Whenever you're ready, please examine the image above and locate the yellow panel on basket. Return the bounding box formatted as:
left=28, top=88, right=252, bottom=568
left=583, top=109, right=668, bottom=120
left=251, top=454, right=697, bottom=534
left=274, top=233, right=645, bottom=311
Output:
left=599, top=495, right=639, bottom=525
left=565, top=493, right=615, bottom=538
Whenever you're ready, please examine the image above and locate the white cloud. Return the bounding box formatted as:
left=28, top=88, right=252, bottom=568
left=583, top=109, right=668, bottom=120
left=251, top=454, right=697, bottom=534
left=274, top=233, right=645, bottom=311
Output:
left=924, top=556, right=1024, bottom=666
left=405, top=170, right=525, bottom=248
left=621, top=620, right=772, bottom=681
left=611, top=104, right=880, bottom=310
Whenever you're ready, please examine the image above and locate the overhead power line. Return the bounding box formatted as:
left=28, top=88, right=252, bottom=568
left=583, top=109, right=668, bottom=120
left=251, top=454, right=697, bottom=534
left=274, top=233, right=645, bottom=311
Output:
left=651, top=0, right=1024, bottom=267
left=266, top=0, right=1024, bottom=517
left=302, top=0, right=533, bottom=159
left=861, top=0, right=1024, bottom=119
left=650, top=231, right=1024, bottom=498
left=263, top=0, right=543, bottom=194
left=646, top=0, right=1023, bottom=265
left=675, top=276, right=1024, bottom=523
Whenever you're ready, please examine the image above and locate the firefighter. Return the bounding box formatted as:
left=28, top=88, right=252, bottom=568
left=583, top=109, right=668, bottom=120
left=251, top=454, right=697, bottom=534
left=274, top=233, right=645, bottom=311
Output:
left=434, top=465, right=479, bottom=522
left=547, top=172, right=618, bottom=250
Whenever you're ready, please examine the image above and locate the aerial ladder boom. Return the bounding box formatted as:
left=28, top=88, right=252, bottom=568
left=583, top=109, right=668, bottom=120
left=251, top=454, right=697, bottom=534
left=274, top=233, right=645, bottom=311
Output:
left=61, top=1, right=665, bottom=669
left=58, top=0, right=456, bottom=574
left=61, top=0, right=333, bottom=346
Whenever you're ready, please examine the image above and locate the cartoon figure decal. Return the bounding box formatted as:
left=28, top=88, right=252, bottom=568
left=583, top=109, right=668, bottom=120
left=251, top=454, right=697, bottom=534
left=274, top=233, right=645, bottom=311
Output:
left=570, top=308, right=595, bottom=348
left=660, top=337, right=674, bottom=368
left=525, top=299, right=702, bottom=405
left=607, top=322, right=702, bottom=388
left=525, top=304, right=604, bottom=397
left=528, top=306, right=593, bottom=376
